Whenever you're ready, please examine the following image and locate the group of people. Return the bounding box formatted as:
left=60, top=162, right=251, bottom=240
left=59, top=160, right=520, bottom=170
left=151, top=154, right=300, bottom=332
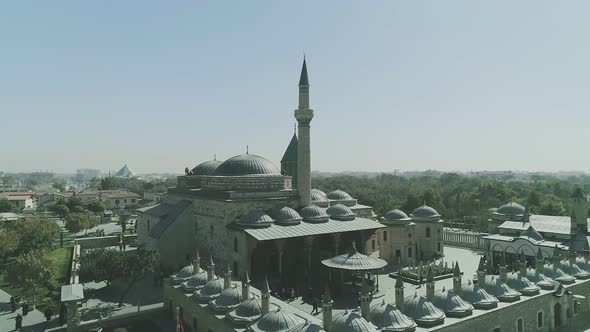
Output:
left=95, top=229, right=107, bottom=237
left=10, top=296, right=55, bottom=331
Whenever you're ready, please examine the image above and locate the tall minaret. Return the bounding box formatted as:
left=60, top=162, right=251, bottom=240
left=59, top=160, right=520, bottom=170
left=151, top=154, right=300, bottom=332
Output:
left=294, top=58, right=314, bottom=207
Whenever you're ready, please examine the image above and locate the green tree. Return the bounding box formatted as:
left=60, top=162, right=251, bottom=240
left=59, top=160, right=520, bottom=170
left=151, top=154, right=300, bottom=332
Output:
left=66, top=212, right=99, bottom=235
left=117, top=245, right=159, bottom=306
left=0, top=230, right=19, bottom=263
left=52, top=182, right=66, bottom=192
left=8, top=250, right=55, bottom=306
left=78, top=245, right=159, bottom=307
left=78, top=248, right=124, bottom=286
left=0, top=199, right=14, bottom=213
left=9, top=218, right=60, bottom=254
left=50, top=204, right=70, bottom=219
left=86, top=201, right=106, bottom=213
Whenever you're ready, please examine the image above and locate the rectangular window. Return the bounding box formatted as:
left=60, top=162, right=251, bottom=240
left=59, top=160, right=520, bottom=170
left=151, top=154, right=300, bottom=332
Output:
left=517, top=318, right=523, bottom=332
left=233, top=261, right=238, bottom=277
left=426, top=227, right=431, bottom=238
left=193, top=317, right=198, bottom=331
left=124, top=199, right=127, bottom=203
left=537, top=312, right=543, bottom=327
left=383, top=231, right=388, bottom=242
left=408, top=247, right=412, bottom=258
left=147, top=220, right=151, bottom=231
left=437, top=242, right=441, bottom=252
left=396, top=250, right=401, bottom=257
left=115, top=200, right=120, bottom=204
left=131, top=199, right=136, bottom=203
left=372, top=240, right=375, bottom=250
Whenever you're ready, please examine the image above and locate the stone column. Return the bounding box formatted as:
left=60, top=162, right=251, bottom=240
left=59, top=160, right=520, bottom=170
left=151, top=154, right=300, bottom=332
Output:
left=332, top=233, right=341, bottom=256
left=275, top=239, right=286, bottom=283
left=66, top=301, right=79, bottom=331
left=322, top=285, right=333, bottom=332
left=303, top=237, right=314, bottom=274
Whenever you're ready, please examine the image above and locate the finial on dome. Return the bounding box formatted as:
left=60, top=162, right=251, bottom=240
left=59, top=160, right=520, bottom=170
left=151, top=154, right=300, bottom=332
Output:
left=214, top=154, right=216, bottom=161
left=246, top=145, right=249, bottom=154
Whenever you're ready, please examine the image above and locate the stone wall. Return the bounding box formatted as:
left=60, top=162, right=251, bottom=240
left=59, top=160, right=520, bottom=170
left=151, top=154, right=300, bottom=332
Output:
left=443, top=228, right=487, bottom=250
left=76, top=234, right=137, bottom=250
left=435, top=279, right=590, bottom=331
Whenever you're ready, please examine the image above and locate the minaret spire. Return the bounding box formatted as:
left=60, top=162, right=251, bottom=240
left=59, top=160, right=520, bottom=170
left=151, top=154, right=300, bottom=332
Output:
left=294, top=57, right=314, bottom=207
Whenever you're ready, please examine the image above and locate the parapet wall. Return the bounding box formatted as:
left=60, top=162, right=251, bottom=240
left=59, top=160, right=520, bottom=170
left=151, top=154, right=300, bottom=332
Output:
left=76, top=234, right=137, bottom=250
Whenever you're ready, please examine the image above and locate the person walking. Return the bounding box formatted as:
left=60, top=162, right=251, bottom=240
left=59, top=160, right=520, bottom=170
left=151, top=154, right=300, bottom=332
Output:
left=22, top=302, right=29, bottom=316
left=44, top=305, right=53, bottom=321
left=311, top=298, right=319, bottom=315
left=15, top=313, right=23, bottom=331
left=10, top=296, right=16, bottom=313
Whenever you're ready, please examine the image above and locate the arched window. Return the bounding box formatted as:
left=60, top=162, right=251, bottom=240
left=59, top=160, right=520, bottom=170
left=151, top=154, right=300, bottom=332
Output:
left=234, top=237, right=238, bottom=252
left=383, top=231, right=388, bottom=242
left=426, top=227, right=431, bottom=238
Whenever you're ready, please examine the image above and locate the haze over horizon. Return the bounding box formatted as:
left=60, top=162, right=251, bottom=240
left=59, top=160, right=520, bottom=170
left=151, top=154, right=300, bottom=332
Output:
left=2, top=1, right=590, bottom=174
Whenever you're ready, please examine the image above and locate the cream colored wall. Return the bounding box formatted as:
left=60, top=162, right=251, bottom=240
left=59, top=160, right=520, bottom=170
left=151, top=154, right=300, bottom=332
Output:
left=380, top=224, right=416, bottom=267
left=414, top=221, right=444, bottom=261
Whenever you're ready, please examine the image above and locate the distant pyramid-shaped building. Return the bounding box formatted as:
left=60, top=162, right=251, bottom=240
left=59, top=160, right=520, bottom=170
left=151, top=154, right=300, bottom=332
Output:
left=114, top=164, right=134, bottom=178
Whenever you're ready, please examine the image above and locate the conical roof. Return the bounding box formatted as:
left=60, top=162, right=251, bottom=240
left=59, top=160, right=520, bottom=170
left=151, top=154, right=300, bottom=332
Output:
left=299, top=58, right=309, bottom=86
left=114, top=164, right=133, bottom=178
left=281, top=133, right=298, bottom=163
left=321, top=243, right=387, bottom=271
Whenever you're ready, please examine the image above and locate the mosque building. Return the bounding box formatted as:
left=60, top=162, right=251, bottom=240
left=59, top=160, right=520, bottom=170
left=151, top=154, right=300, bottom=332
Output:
left=138, top=59, right=447, bottom=294
left=140, top=60, right=590, bottom=332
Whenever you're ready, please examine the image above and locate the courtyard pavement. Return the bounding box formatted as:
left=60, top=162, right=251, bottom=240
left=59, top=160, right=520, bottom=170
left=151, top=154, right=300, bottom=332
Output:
left=0, top=288, right=58, bottom=332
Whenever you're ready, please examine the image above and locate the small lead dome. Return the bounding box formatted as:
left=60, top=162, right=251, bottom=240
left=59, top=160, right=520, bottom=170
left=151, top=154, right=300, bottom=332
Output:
left=237, top=210, right=274, bottom=228
left=191, top=159, right=223, bottom=175
left=326, top=204, right=356, bottom=221
left=197, top=278, right=225, bottom=301
left=311, top=189, right=327, bottom=198
left=327, top=189, right=353, bottom=200
left=273, top=207, right=302, bottom=225
left=332, top=309, right=379, bottom=332
left=383, top=209, right=411, bottom=223
left=496, top=202, right=526, bottom=216
left=249, top=308, right=305, bottom=332
left=369, top=300, right=417, bottom=331
left=210, top=285, right=242, bottom=311
left=411, top=205, right=440, bottom=218
left=300, top=205, right=330, bottom=223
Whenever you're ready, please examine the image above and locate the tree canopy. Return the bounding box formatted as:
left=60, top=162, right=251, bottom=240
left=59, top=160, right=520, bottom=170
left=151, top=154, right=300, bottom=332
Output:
left=7, top=218, right=61, bottom=255
left=65, top=212, right=99, bottom=234
left=0, top=199, right=14, bottom=213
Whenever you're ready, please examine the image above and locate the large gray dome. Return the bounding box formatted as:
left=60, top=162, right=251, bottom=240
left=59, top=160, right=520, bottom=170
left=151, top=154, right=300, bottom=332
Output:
left=300, top=205, right=330, bottom=223
left=326, top=204, right=356, bottom=221
left=496, top=202, right=526, bottom=216
left=191, top=159, right=223, bottom=175
left=214, top=153, right=280, bottom=176
left=249, top=308, right=305, bottom=332
left=332, top=309, right=379, bottom=332
left=273, top=207, right=302, bottom=225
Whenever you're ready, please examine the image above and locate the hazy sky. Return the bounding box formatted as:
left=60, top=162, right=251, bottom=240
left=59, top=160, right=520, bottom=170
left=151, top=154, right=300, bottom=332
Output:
left=2, top=1, right=590, bottom=174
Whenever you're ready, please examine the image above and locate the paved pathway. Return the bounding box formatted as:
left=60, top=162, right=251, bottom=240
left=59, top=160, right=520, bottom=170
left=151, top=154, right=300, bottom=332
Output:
left=0, top=288, right=58, bottom=332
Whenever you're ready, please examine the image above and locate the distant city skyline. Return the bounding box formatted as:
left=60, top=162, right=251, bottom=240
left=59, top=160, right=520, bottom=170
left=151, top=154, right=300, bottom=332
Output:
left=2, top=1, right=590, bottom=174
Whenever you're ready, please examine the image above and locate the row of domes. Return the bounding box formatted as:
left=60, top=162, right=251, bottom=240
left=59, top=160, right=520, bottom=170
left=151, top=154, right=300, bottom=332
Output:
left=381, top=205, right=441, bottom=224
left=191, top=154, right=281, bottom=177
left=237, top=204, right=357, bottom=228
